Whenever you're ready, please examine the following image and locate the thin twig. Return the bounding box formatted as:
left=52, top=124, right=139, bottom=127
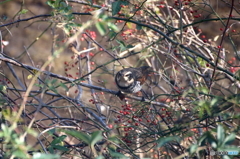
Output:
left=0, top=55, right=169, bottom=107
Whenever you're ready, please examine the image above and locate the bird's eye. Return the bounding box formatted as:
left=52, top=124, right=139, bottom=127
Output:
left=125, top=73, right=132, bottom=78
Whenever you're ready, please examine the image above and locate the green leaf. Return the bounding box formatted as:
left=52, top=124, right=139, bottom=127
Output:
left=211, top=142, right=217, bottom=149
left=108, top=135, right=120, bottom=144
left=32, top=153, right=60, bottom=159
left=0, top=85, right=6, bottom=92
left=217, top=125, right=225, bottom=144
left=49, top=146, right=54, bottom=154
left=210, top=98, right=218, bottom=106
left=198, top=86, right=208, bottom=94
left=96, top=22, right=106, bottom=36
left=53, top=145, right=69, bottom=152
left=116, top=39, right=126, bottom=46
left=189, top=144, right=198, bottom=154
left=55, top=0, right=61, bottom=8
left=112, top=0, right=129, bottom=16
left=107, top=22, right=119, bottom=32
left=63, top=130, right=91, bottom=144
left=126, top=44, right=134, bottom=49
left=116, top=40, right=131, bottom=52
left=67, top=22, right=82, bottom=27
left=112, top=1, right=122, bottom=16
left=197, top=57, right=207, bottom=67
left=47, top=128, right=56, bottom=135
left=198, top=131, right=217, bottom=148
left=108, top=148, right=129, bottom=158
left=156, top=136, right=180, bottom=147
left=223, top=133, right=236, bottom=145
left=12, top=150, right=28, bottom=158
left=59, top=82, right=68, bottom=91
left=51, top=135, right=67, bottom=145
left=121, top=1, right=129, bottom=5
left=18, top=9, right=28, bottom=15
left=108, top=30, right=117, bottom=39
left=25, top=128, right=38, bottom=137
left=90, top=131, right=103, bottom=147
left=46, top=0, right=56, bottom=8
left=59, top=1, right=68, bottom=8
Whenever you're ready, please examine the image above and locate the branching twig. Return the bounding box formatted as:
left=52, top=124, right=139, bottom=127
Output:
left=0, top=55, right=169, bottom=107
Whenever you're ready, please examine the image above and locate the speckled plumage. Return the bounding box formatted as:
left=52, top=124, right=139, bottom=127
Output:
left=115, top=66, right=150, bottom=94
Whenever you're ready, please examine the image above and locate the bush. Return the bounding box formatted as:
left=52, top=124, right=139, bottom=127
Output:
left=0, top=0, right=240, bottom=158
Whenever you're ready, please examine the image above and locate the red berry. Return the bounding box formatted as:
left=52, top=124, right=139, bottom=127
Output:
left=89, top=52, right=94, bottom=56
left=194, top=15, right=199, bottom=18
left=159, top=5, right=165, bottom=8
left=230, top=67, right=236, bottom=73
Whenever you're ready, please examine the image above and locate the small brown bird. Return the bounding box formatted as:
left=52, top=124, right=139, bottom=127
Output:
left=115, top=66, right=151, bottom=100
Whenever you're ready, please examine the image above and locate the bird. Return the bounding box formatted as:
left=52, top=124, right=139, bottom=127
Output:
left=115, top=66, right=151, bottom=100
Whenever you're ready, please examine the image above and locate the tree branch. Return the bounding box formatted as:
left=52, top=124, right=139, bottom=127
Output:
left=0, top=55, right=169, bottom=107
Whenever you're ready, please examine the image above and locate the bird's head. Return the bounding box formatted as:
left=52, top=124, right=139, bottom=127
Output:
left=116, top=70, right=134, bottom=87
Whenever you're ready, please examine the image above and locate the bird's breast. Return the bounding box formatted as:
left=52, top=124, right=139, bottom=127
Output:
left=118, top=81, right=142, bottom=93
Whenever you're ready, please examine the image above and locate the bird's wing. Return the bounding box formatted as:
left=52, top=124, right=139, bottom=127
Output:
left=134, top=69, right=145, bottom=85
left=136, top=66, right=151, bottom=85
